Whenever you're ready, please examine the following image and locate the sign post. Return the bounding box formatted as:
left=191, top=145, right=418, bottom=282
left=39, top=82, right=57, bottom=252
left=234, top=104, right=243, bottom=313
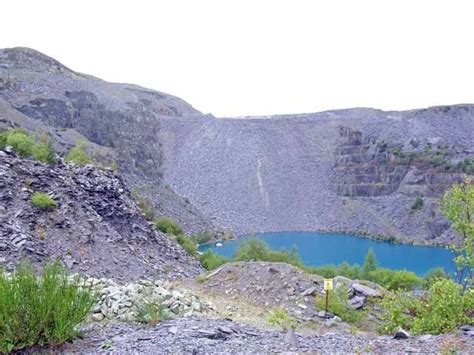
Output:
left=323, top=278, right=333, bottom=314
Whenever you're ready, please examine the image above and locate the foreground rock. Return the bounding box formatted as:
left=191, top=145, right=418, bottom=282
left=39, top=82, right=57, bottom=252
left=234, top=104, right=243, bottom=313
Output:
left=0, top=152, right=203, bottom=281
left=62, top=317, right=474, bottom=354
left=75, top=277, right=209, bottom=322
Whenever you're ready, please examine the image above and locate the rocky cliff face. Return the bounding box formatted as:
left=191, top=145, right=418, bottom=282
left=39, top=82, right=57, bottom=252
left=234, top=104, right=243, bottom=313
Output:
left=1, top=47, right=473, bottom=245
left=159, top=109, right=473, bottom=244
left=0, top=150, right=202, bottom=281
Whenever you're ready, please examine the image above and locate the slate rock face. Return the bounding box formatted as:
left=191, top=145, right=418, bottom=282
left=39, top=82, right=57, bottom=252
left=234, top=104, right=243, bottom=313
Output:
left=0, top=150, right=203, bottom=281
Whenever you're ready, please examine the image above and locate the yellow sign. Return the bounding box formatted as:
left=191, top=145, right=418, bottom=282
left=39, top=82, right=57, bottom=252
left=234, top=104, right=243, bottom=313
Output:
left=323, top=278, right=333, bottom=291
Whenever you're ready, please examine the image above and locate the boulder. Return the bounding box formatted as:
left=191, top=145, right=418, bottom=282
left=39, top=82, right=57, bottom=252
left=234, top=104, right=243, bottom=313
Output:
left=301, top=286, right=318, bottom=296
left=394, top=328, right=410, bottom=340
left=347, top=295, right=365, bottom=310
left=351, top=283, right=382, bottom=298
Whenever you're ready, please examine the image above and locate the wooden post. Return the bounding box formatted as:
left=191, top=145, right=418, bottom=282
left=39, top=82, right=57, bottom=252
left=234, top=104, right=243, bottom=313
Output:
left=325, top=289, right=329, bottom=313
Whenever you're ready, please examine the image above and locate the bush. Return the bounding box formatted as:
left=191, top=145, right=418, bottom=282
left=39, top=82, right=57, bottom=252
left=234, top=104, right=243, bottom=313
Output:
left=177, top=235, right=197, bottom=256
left=155, top=217, right=182, bottom=236
left=411, top=196, right=424, bottom=211
left=368, top=268, right=421, bottom=291
left=422, top=267, right=450, bottom=290
left=315, top=285, right=363, bottom=324
left=363, top=248, right=378, bottom=276
left=234, top=238, right=302, bottom=267
left=65, top=142, right=91, bottom=165
left=32, top=141, right=56, bottom=164
left=0, top=262, right=95, bottom=353
left=0, top=129, right=56, bottom=164
left=267, top=308, right=296, bottom=330
left=199, top=250, right=228, bottom=270
left=31, top=192, right=57, bottom=210
left=381, top=279, right=474, bottom=335
left=1, top=129, right=35, bottom=157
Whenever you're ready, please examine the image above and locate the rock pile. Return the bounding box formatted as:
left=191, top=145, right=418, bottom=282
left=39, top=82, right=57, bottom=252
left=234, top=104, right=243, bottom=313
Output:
left=71, top=276, right=209, bottom=323
left=0, top=151, right=203, bottom=281
left=197, top=262, right=325, bottom=321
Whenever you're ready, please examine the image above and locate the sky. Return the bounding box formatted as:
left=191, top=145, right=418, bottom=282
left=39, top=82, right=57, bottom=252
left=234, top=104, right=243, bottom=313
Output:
left=2, top=0, right=474, bottom=117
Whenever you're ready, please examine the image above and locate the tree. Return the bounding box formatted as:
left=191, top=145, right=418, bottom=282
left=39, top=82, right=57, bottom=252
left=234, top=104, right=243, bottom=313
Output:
left=363, top=248, right=378, bottom=275
left=441, top=178, right=474, bottom=291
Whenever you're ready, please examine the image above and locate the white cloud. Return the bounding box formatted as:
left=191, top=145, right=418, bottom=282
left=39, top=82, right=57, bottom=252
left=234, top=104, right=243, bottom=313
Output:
left=2, top=0, right=474, bottom=116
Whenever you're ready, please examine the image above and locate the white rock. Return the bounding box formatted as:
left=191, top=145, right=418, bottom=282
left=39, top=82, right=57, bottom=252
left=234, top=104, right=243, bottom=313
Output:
left=92, top=313, right=104, bottom=322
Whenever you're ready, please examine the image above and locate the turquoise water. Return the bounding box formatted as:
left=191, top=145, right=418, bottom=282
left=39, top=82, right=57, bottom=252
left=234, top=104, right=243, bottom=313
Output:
left=198, top=231, right=457, bottom=276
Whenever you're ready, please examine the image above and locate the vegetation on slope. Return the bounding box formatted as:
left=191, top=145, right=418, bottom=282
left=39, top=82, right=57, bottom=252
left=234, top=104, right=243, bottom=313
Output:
left=31, top=192, right=57, bottom=210
left=381, top=279, right=474, bottom=335
left=0, top=128, right=56, bottom=164
left=64, top=142, right=92, bottom=165
left=0, top=262, right=95, bottom=353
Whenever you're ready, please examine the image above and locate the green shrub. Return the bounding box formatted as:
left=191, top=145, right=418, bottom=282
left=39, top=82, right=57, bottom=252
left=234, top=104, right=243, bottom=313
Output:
left=267, top=308, right=296, bottom=330
left=379, top=291, right=419, bottom=334
left=0, top=261, right=95, bottom=353
left=65, top=142, right=91, bottom=165
left=1, top=129, right=35, bottom=157
left=155, top=217, right=182, bottom=236
left=177, top=235, right=197, bottom=256
left=381, top=279, right=474, bottom=335
left=368, top=268, right=421, bottom=291
left=0, top=129, right=57, bottom=164
left=363, top=248, right=378, bottom=276
left=315, top=285, right=363, bottom=324
left=411, top=196, right=424, bottom=211
left=31, top=192, right=57, bottom=210
left=199, top=250, right=228, bottom=270
left=422, top=267, right=450, bottom=290
left=32, top=141, right=56, bottom=164
left=234, top=238, right=302, bottom=267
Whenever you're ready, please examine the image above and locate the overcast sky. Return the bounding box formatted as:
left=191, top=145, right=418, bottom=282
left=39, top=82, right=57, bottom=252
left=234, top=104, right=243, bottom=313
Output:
left=2, top=0, right=474, bottom=117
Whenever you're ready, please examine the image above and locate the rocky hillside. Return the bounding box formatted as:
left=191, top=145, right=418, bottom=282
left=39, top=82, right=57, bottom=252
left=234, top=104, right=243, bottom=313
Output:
left=0, top=149, right=202, bottom=281
left=1, top=47, right=473, bottom=244
left=161, top=108, right=473, bottom=244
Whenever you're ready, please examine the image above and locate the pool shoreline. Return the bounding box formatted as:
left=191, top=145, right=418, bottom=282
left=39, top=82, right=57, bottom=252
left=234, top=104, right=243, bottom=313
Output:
left=199, top=231, right=457, bottom=276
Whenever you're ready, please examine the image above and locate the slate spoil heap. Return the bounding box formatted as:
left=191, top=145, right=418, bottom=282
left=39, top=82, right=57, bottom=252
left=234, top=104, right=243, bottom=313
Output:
left=0, top=149, right=202, bottom=281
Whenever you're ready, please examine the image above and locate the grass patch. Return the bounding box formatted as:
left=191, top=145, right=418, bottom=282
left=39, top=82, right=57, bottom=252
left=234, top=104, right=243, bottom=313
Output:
left=64, top=142, right=91, bottom=165
left=0, top=261, right=95, bottom=353
left=31, top=192, right=57, bottom=210
left=177, top=235, right=197, bottom=256
left=267, top=308, right=297, bottom=330
left=155, top=217, right=182, bottom=236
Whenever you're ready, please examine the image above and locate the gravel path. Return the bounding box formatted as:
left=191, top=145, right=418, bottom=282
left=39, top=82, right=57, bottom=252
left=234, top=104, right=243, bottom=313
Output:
left=60, top=317, right=473, bottom=354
